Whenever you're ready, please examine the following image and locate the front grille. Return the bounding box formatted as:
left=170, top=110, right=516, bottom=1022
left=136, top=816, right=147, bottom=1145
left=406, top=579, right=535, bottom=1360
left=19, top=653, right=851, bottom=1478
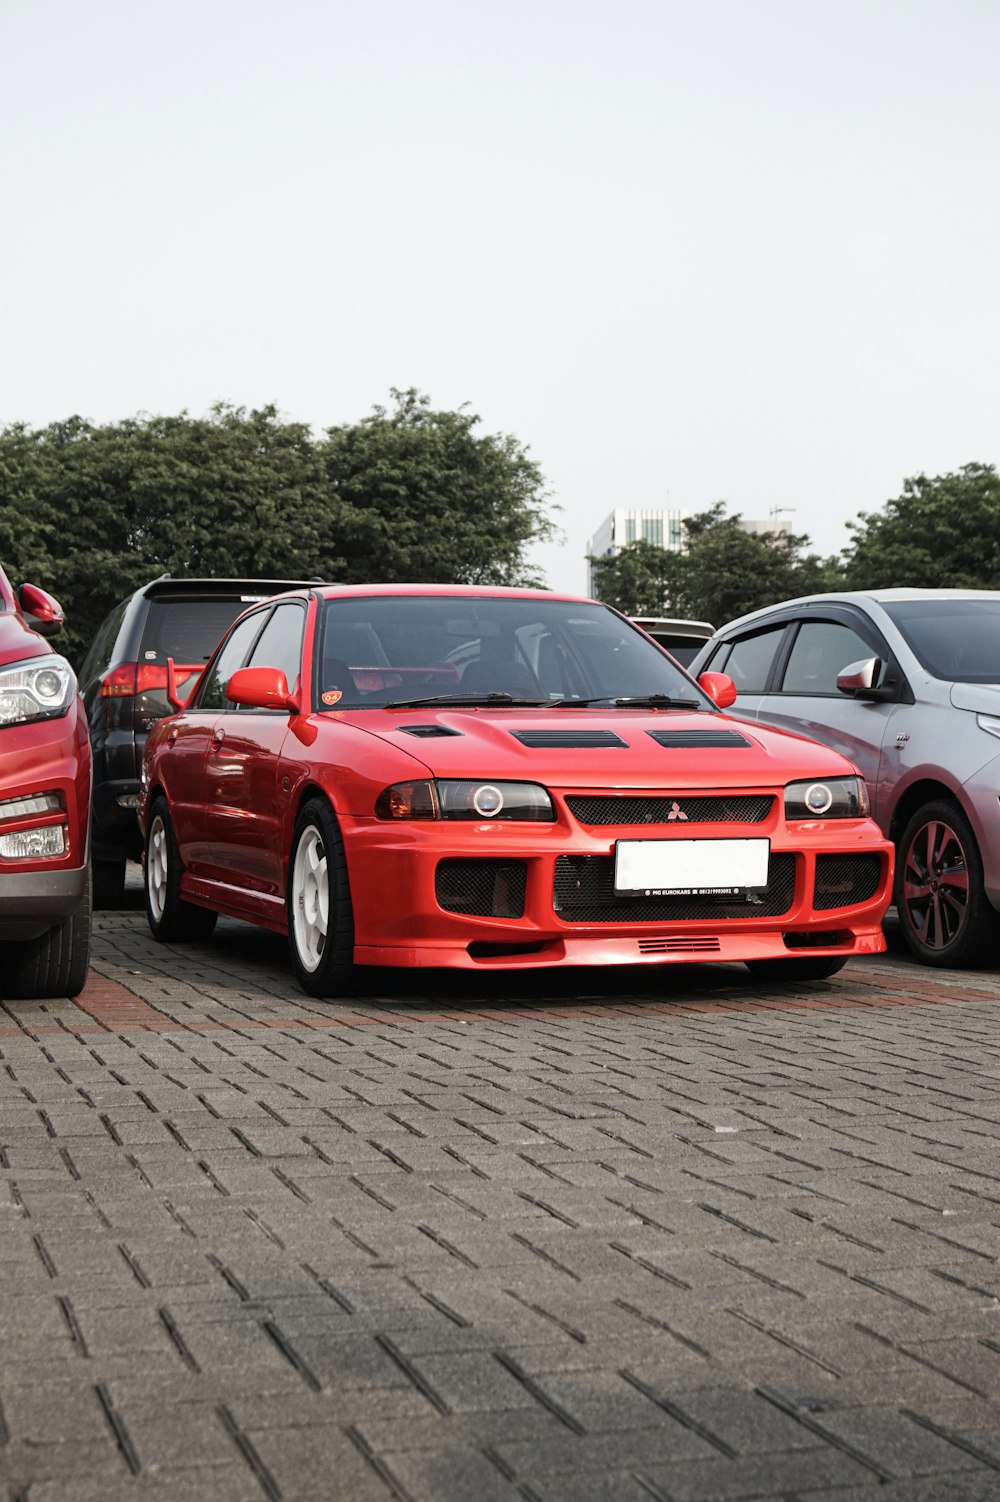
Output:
left=565, top=794, right=773, bottom=826
left=553, top=853, right=796, bottom=923
left=813, top=854, right=882, bottom=911
left=436, top=859, right=527, bottom=918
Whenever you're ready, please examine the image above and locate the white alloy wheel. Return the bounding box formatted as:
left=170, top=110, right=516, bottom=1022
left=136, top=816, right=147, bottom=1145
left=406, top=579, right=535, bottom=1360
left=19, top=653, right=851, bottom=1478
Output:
left=292, top=823, right=329, bottom=973
left=147, top=813, right=169, bottom=924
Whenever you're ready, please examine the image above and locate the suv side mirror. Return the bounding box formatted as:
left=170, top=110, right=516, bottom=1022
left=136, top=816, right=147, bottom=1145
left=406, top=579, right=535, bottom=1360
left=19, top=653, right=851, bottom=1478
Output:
left=837, top=657, right=889, bottom=700
left=18, top=582, right=64, bottom=637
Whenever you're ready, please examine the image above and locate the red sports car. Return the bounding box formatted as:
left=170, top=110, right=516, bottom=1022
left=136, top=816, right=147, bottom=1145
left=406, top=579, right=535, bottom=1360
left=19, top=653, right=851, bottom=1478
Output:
left=138, top=585, right=893, bottom=995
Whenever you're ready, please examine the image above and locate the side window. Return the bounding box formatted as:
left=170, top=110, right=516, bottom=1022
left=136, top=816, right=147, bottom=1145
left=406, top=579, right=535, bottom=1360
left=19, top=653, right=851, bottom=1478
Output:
left=79, top=598, right=129, bottom=691
left=194, top=613, right=267, bottom=711
left=780, top=621, right=873, bottom=695
left=723, top=627, right=787, bottom=693
left=245, top=603, right=305, bottom=692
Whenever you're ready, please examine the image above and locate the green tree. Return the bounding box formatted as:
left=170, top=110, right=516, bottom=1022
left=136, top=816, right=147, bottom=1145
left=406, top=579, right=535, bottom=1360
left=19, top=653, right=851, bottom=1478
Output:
left=587, top=538, right=678, bottom=616
left=841, top=463, right=1000, bottom=589
left=320, top=388, right=554, bottom=586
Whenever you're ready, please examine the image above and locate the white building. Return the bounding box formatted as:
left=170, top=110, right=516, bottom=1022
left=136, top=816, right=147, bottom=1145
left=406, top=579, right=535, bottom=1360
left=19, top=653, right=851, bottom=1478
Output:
left=586, top=507, right=687, bottom=594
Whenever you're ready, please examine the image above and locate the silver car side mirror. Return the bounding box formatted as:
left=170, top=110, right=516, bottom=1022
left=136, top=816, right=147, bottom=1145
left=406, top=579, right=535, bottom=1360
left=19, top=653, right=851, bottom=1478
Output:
left=837, top=657, right=880, bottom=697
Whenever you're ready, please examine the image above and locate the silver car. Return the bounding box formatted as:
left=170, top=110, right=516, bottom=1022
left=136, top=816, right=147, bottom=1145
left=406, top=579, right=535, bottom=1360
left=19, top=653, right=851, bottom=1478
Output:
left=690, top=589, right=1000, bottom=968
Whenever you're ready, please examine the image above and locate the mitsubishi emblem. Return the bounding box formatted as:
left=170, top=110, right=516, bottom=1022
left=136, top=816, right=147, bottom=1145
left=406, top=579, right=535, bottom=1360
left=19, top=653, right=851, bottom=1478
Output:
left=666, top=801, right=689, bottom=822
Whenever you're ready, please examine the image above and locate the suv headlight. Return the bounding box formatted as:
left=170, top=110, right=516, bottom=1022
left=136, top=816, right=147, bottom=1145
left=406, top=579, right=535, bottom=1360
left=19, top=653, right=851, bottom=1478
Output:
left=0, top=656, right=76, bottom=727
left=376, top=779, right=554, bottom=821
left=785, top=776, right=869, bottom=819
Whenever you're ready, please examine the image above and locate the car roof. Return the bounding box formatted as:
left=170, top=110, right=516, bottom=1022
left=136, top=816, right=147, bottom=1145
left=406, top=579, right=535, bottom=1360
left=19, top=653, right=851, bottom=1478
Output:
left=714, top=587, right=1000, bottom=635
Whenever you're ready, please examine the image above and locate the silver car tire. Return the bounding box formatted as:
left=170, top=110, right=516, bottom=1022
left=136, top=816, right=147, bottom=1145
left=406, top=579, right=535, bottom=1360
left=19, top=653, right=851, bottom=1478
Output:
left=895, top=799, right=996, bottom=967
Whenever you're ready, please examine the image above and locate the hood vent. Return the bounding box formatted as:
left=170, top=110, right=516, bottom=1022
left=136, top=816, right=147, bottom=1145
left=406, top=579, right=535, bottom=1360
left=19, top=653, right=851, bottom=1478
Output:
left=399, top=724, right=463, bottom=738
left=510, top=728, right=628, bottom=749
left=647, top=729, right=752, bottom=750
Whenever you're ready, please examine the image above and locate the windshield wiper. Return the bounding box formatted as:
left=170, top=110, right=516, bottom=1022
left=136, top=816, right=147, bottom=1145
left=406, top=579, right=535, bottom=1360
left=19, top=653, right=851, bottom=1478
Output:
left=385, top=692, right=551, bottom=709
left=612, top=694, right=703, bottom=709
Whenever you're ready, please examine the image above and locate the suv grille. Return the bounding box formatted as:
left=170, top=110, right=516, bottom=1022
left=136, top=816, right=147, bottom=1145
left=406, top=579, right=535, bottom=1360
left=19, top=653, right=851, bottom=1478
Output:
left=553, top=853, right=796, bottom=923
left=436, top=859, right=527, bottom=918
left=565, top=794, right=773, bottom=826
left=813, top=854, right=882, bottom=911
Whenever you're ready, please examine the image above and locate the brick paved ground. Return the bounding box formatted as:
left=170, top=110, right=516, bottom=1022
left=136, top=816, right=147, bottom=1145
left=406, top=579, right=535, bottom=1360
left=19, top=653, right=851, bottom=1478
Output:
left=4, top=902, right=1000, bottom=1501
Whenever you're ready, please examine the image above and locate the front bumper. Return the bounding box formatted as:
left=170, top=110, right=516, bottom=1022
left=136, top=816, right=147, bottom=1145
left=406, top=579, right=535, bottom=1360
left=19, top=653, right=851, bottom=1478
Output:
left=0, top=863, right=89, bottom=940
left=342, top=809, right=894, bottom=971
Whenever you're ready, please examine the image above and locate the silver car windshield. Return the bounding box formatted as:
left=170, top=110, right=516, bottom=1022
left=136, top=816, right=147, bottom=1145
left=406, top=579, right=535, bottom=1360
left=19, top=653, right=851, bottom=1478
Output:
left=882, top=599, right=1000, bottom=683
left=314, top=596, right=707, bottom=710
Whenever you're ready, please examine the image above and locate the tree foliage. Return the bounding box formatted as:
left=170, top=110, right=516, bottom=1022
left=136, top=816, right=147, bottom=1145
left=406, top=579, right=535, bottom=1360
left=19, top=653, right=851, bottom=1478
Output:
left=841, top=463, right=1000, bottom=589
left=589, top=505, right=839, bottom=623
left=0, top=392, right=554, bottom=663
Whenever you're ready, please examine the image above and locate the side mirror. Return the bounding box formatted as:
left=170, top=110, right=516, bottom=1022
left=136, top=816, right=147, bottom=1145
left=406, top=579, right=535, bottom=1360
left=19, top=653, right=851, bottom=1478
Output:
left=837, top=657, right=882, bottom=699
left=225, top=666, right=299, bottom=712
left=18, top=582, right=64, bottom=637
left=697, top=671, right=738, bottom=709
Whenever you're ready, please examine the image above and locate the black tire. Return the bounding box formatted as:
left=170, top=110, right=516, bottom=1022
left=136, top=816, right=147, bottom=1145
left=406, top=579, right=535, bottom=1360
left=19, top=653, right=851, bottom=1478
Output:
left=895, top=799, right=996, bottom=967
left=92, top=857, right=126, bottom=910
left=744, top=955, right=848, bottom=983
left=3, top=868, right=92, bottom=999
left=144, top=799, right=218, bottom=943
left=287, top=797, right=355, bottom=997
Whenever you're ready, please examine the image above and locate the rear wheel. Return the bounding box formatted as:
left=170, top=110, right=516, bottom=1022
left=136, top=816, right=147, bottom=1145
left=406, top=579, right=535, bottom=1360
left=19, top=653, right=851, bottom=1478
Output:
left=145, top=800, right=217, bottom=943
left=287, top=798, right=355, bottom=997
left=92, top=857, right=126, bottom=910
left=3, top=869, right=92, bottom=999
left=744, top=955, right=848, bottom=983
left=895, top=799, right=996, bottom=967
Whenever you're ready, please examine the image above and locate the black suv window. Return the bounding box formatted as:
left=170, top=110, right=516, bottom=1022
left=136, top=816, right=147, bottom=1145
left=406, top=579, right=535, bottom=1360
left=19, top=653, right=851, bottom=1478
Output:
left=196, top=613, right=267, bottom=710
left=718, top=626, right=787, bottom=693
left=780, top=621, right=873, bottom=695
left=245, top=604, right=305, bottom=691
left=140, top=596, right=257, bottom=669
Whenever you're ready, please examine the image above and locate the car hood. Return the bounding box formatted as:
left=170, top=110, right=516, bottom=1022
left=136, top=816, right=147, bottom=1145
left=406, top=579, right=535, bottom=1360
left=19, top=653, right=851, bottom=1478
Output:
left=357, top=707, right=859, bottom=786
left=950, top=682, right=1000, bottom=714
left=0, top=609, right=51, bottom=668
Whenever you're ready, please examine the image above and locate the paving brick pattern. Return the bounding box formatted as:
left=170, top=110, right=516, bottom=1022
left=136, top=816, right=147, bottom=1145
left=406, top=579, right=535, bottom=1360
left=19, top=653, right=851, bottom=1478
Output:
left=4, top=904, right=1000, bottom=1500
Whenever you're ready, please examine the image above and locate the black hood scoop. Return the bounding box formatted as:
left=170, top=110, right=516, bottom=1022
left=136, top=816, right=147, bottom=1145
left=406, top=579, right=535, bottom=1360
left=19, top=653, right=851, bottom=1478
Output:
left=510, top=729, right=628, bottom=749
left=647, top=729, right=752, bottom=749
left=399, top=724, right=464, bottom=738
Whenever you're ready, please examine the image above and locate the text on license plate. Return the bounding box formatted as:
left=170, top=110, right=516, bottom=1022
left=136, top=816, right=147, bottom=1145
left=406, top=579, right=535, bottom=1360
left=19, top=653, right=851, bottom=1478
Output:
left=614, top=838, right=770, bottom=896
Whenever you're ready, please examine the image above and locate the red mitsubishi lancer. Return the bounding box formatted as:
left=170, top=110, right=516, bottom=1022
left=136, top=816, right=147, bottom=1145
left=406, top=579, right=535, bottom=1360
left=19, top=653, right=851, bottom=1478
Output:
left=139, top=585, right=893, bottom=997
left=0, top=563, right=91, bottom=997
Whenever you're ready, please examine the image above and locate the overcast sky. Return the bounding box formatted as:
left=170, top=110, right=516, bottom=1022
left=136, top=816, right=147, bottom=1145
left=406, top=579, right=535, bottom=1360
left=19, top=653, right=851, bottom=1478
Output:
left=3, top=0, right=998, bottom=596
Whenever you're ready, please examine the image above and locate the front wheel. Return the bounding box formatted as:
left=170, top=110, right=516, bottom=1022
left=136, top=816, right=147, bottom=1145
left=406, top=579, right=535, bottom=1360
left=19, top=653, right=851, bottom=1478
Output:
left=895, top=799, right=996, bottom=967
left=287, top=798, right=355, bottom=997
left=2, top=869, right=92, bottom=999
left=145, top=800, right=217, bottom=943
left=744, top=956, right=848, bottom=983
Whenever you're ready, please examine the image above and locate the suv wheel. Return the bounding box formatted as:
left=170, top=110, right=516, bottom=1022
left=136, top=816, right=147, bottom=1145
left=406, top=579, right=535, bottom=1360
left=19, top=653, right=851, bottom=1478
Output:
left=145, top=800, right=217, bottom=943
left=895, top=799, right=996, bottom=967
left=744, top=956, right=848, bottom=983
left=287, top=798, right=356, bottom=997
left=3, top=870, right=92, bottom=999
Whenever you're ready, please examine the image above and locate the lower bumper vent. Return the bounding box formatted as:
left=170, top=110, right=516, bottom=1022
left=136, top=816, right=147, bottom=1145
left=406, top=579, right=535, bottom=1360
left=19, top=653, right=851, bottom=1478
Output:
left=553, top=853, right=795, bottom=923
left=813, top=854, right=881, bottom=911
left=637, top=936, right=722, bottom=954
left=436, top=859, right=527, bottom=918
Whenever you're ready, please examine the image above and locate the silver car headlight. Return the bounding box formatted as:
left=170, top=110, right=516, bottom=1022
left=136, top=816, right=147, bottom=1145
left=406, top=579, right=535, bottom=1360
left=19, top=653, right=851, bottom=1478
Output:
left=785, top=776, right=869, bottom=819
left=0, top=656, right=77, bottom=727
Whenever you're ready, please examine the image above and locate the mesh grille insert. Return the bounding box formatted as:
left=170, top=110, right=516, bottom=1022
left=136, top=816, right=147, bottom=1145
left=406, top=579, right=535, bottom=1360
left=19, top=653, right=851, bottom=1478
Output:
left=566, top=794, right=773, bottom=826
left=553, top=853, right=795, bottom=923
left=813, top=854, right=882, bottom=911
left=435, top=859, right=527, bottom=918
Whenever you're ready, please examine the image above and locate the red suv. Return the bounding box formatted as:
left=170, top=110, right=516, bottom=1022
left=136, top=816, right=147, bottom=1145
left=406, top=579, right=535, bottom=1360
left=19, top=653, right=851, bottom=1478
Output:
left=0, top=564, right=91, bottom=997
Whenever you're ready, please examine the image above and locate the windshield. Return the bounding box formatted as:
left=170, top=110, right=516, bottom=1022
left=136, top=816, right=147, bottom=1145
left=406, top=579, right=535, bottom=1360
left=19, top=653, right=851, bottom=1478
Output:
left=314, top=596, right=707, bottom=710
left=882, top=599, right=1000, bottom=683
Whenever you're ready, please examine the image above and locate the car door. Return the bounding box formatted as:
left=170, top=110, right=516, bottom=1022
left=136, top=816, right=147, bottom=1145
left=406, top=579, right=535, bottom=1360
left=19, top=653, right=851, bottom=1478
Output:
left=755, top=613, right=904, bottom=821
left=204, top=601, right=307, bottom=896
left=166, top=611, right=269, bottom=873
left=700, top=624, right=791, bottom=722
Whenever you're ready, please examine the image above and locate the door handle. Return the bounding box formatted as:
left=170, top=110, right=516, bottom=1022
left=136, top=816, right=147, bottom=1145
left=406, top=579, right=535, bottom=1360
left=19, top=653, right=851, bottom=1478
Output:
left=212, top=728, right=225, bottom=746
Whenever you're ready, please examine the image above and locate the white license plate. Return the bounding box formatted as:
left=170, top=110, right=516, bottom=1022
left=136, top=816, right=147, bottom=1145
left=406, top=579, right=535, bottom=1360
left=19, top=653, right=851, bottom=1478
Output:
left=614, top=838, right=770, bottom=896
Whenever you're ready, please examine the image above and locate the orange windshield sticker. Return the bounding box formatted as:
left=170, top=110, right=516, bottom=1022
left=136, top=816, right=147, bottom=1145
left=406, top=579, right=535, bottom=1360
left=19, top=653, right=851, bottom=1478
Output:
left=321, top=689, right=343, bottom=705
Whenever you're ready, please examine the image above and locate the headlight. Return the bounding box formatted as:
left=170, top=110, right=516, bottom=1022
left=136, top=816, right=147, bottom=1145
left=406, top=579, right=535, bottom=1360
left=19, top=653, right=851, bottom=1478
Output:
left=376, top=779, right=554, bottom=821
left=0, top=656, right=76, bottom=727
left=784, top=776, right=869, bottom=819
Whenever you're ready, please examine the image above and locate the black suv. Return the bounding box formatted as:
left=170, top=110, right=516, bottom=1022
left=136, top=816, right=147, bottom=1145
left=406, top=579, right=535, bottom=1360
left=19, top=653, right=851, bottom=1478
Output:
left=79, top=576, right=317, bottom=906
